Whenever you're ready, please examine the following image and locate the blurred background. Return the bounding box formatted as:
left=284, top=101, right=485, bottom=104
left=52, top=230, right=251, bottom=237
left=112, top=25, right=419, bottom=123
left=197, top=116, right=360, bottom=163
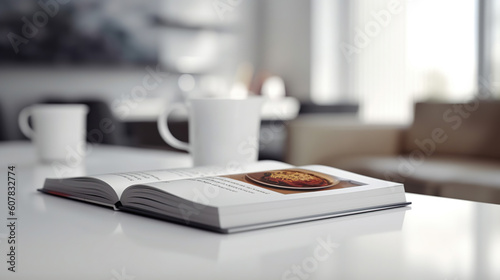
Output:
left=1, top=0, right=500, bottom=202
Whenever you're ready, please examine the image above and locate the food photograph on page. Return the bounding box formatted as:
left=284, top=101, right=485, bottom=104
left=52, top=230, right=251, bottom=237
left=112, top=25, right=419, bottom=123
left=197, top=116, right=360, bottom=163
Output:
left=224, top=168, right=366, bottom=195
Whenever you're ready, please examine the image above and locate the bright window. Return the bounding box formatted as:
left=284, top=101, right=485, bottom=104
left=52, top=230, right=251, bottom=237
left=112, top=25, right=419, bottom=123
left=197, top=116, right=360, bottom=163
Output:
left=311, top=0, right=478, bottom=124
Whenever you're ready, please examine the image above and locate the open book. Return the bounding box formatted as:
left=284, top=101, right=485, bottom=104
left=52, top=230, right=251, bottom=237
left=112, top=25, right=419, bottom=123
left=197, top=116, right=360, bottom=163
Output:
left=40, top=161, right=410, bottom=233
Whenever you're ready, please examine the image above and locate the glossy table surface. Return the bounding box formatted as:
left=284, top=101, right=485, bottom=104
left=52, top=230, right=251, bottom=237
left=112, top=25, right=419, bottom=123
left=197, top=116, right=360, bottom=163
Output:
left=0, top=141, right=499, bottom=280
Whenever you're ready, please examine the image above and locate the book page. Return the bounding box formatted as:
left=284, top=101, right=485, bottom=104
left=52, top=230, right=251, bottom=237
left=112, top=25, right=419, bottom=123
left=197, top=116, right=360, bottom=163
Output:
left=123, top=165, right=407, bottom=229
left=140, top=165, right=396, bottom=208
left=96, top=160, right=292, bottom=198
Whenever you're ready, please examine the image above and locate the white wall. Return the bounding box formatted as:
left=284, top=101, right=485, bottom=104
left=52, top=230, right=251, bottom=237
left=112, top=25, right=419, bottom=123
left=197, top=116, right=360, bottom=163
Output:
left=257, top=0, right=312, bottom=102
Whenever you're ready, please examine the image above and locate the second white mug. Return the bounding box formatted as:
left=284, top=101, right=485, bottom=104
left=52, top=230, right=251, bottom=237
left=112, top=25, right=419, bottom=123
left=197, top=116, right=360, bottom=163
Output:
left=158, top=97, right=263, bottom=166
left=18, top=104, right=89, bottom=163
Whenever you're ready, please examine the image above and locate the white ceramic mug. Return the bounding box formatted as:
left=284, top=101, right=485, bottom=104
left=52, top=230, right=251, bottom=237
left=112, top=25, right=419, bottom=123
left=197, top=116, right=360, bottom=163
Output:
left=18, top=104, right=89, bottom=163
left=158, top=97, right=263, bottom=166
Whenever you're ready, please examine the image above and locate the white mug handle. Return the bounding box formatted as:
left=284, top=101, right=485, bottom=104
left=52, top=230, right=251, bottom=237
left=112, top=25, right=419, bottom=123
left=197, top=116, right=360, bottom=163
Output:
left=157, top=103, right=190, bottom=152
left=18, top=106, right=35, bottom=139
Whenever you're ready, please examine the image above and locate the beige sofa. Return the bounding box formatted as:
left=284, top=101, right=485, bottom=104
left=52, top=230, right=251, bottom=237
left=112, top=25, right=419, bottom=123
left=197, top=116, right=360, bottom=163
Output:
left=286, top=101, right=500, bottom=204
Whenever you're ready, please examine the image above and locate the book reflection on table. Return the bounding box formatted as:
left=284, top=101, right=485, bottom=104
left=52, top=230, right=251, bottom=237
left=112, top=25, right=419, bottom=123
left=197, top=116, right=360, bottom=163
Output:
left=117, top=205, right=408, bottom=261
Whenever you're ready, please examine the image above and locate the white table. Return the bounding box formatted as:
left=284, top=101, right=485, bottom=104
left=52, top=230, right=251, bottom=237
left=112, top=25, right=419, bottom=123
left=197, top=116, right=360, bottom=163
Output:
left=0, top=142, right=499, bottom=280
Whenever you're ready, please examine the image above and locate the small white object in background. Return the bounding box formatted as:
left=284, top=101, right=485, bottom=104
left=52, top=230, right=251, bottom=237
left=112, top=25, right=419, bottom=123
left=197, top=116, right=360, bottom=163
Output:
left=261, top=76, right=286, bottom=100
left=260, top=75, right=300, bottom=121
left=229, top=82, right=249, bottom=99
left=158, top=97, right=263, bottom=166
left=18, top=104, right=89, bottom=164
left=178, top=74, right=196, bottom=92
